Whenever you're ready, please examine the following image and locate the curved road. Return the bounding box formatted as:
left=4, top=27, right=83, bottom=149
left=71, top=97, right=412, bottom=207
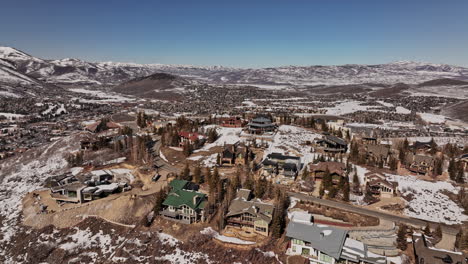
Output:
left=288, top=192, right=459, bottom=235
left=151, top=137, right=180, bottom=174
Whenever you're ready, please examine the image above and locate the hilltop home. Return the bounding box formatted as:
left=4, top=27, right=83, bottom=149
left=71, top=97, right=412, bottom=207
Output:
left=49, top=170, right=130, bottom=204
left=220, top=142, right=252, bottom=166
left=286, top=212, right=387, bottom=264
left=246, top=117, right=277, bottom=134
left=219, top=116, right=245, bottom=128
left=161, top=180, right=207, bottom=224
left=316, top=135, right=348, bottom=153
left=178, top=131, right=205, bottom=147
left=50, top=182, right=87, bottom=203
left=262, top=152, right=301, bottom=179
left=405, top=153, right=434, bottom=175
left=309, top=161, right=346, bottom=184
left=364, top=172, right=398, bottom=199
left=365, top=145, right=391, bottom=166
left=225, top=189, right=274, bottom=236
left=413, top=234, right=467, bottom=264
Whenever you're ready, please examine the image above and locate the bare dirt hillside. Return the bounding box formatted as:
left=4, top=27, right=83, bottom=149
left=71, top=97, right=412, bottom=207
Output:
left=441, top=100, right=468, bottom=122
left=112, top=72, right=189, bottom=100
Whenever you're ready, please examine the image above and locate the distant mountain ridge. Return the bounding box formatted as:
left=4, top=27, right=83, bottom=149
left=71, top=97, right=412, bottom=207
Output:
left=1, top=46, right=468, bottom=90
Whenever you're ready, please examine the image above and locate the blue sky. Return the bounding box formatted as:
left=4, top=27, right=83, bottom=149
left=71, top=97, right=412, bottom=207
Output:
left=1, top=0, right=468, bottom=68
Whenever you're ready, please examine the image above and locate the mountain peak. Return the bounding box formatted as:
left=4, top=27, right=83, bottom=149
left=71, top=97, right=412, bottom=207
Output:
left=0, top=46, right=42, bottom=62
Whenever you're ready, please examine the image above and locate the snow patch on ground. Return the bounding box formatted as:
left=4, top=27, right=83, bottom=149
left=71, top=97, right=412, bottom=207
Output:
left=201, top=227, right=255, bottom=245
left=265, top=125, right=321, bottom=166
left=387, top=174, right=468, bottom=224
left=0, top=135, right=80, bottom=256
left=395, top=106, right=411, bottom=114
left=0, top=112, right=25, bottom=119
left=322, top=101, right=380, bottom=115
left=418, top=112, right=446, bottom=124
left=196, top=126, right=243, bottom=152
left=60, top=227, right=124, bottom=255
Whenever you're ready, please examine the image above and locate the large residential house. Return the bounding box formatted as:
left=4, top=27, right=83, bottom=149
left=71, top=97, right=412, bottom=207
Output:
left=262, top=152, right=301, bottom=179
left=309, top=161, right=346, bottom=184
left=219, top=116, right=245, bottom=128
left=365, top=145, right=391, bottom=166
left=412, top=141, right=433, bottom=154
left=405, top=153, right=435, bottom=175
left=316, top=135, right=348, bottom=153
left=161, top=180, right=207, bottom=224
left=178, top=131, right=205, bottom=147
left=246, top=117, right=277, bottom=134
left=413, top=234, right=467, bottom=264
left=364, top=172, right=398, bottom=199
left=225, top=189, right=274, bottom=237
left=49, top=170, right=129, bottom=203
left=220, top=142, right=252, bottom=166
left=286, top=212, right=387, bottom=264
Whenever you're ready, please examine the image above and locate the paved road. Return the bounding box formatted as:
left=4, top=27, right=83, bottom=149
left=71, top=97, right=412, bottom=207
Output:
left=288, top=192, right=459, bottom=234
left=151, top=137, right=180, bottom=174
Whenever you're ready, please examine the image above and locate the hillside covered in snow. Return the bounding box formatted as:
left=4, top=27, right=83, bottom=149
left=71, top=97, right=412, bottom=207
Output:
left=1, top=46, right=468, bottom=90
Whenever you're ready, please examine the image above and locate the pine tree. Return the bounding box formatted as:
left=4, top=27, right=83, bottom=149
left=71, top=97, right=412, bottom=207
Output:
left=448, top=159, right=457, bottom=181
left=182, top=163, right=191, bottom=181
left=433, top=157, right=443, bottom=177
left=319, top=185, right=325, bottom=197
left=205, top=167, right=212, bottom=188
left=429, top=138, right=437, bottom=155
left=208, top=128, right=218, bottom=143
left=254, top=177, right=267, bottom=198
left=193, top=165, right=202, bottom=184
left=338, top=174, right=346, bottom=190
left=434, top=224, right=443, bottom=240
left=271, top=192, right=287, bottom=238
left=396, top=224, right=408, bottom=250
left=210, top=167, right=220, bottom=193
left=183, top=142, right=193, bottom=157
left=343, top=182, right=350, bottom=202
left=455, top=161, right=465, bottom=184
left=423, top=223, right=431, bottom=236
left=243, top=171, right=254, bottom=190
left=403, top=138, right=409, bottom=151
left=322, top=167, right=332, bottom=191
left=301, top=166, right=309, bottom=180
left=153, top=188, right=167, bottom=214
left=232, top=169, right=241, bottom=191
left=389, top=156, right=398, bottom=171
left=455, top=228, right=463, bottom=250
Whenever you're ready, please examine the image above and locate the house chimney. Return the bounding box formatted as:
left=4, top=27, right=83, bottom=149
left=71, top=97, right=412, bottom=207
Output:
left=193, top=195, right=199, bottom=205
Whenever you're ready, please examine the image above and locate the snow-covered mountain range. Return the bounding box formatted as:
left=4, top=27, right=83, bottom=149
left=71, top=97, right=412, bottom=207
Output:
left=1, top=46, right=468, bottom=90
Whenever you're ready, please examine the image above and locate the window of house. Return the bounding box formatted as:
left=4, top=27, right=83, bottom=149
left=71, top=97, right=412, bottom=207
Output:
left=242, top=213, right=254, bottom=222
left=319, top=252, right=333, bottom=263
left=255, top=227, right=266, bottom=233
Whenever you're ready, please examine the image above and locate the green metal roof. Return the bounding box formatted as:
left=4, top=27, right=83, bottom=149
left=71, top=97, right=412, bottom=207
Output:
left=169, top=179, right=189, bottom=191
left=163, top=189, right=206, bottom=210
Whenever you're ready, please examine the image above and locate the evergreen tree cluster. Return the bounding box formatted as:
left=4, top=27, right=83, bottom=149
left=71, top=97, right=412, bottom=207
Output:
left=270, top=190, right=289, bottom=238
left=136, top=112, right=149, bottom=128
left=448, top=158, right=465, bottom=183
